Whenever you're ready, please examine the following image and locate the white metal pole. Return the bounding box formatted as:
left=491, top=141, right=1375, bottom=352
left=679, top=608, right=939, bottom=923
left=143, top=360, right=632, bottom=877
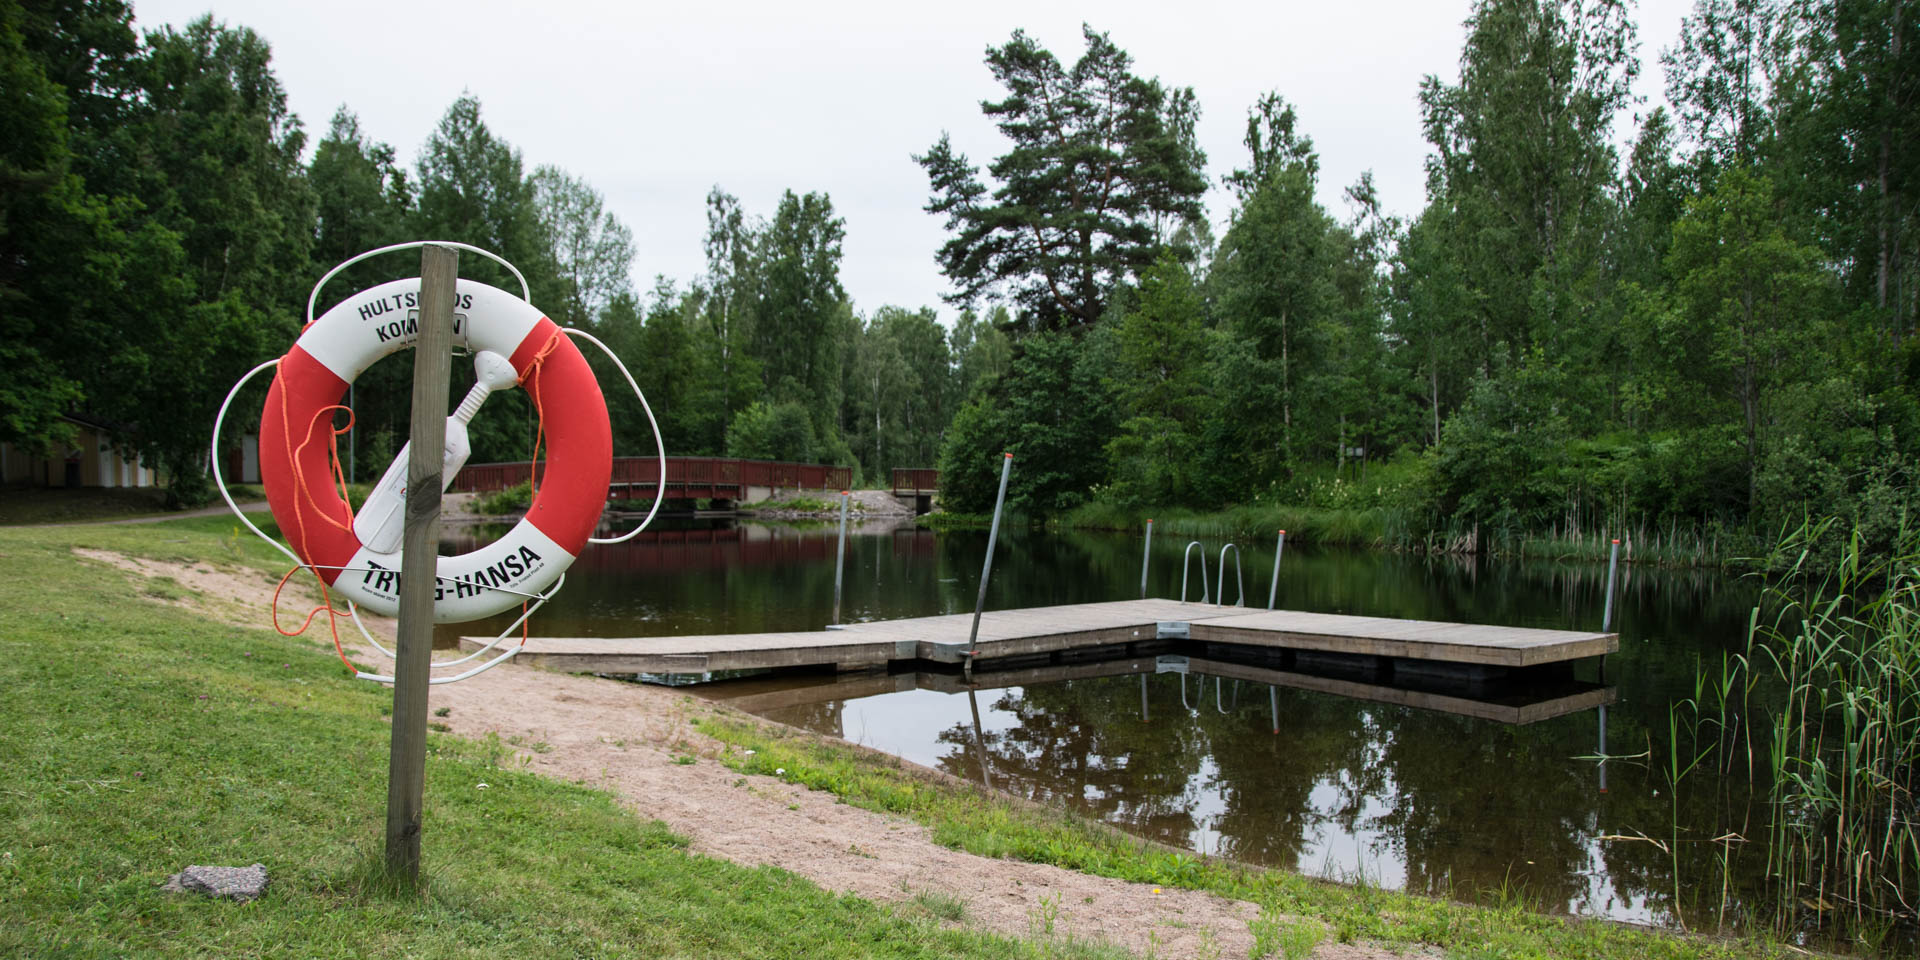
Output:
left=1602, top=538, right=1621, bottom=632
left=1267, top=529, right=1286, bottom=610
left=831, top=490, right=850, bottom=626
left=965, top=453, right=1014, bottom=677
left=1139, top=518, right=1154, bottom=599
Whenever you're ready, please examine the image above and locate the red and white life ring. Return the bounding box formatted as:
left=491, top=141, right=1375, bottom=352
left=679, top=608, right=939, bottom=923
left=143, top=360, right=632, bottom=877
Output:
left=259, top=277, right=611, bottom=623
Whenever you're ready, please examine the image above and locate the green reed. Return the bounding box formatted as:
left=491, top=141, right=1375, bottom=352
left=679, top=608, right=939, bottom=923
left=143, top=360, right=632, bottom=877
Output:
left=1060, top=502, right=1411, bottom=549
left=1756, top=520, right=1917, bottom=927
left=1062, top=499, right=1760, bottom=568
left=1669, top=519, right=1918, bottom=940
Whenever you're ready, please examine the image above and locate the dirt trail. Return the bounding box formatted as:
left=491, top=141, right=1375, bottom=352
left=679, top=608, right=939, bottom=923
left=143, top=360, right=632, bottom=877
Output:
left=78, top=545, right=1420, bottom=960
left=34, top=499, right=272, bottom=527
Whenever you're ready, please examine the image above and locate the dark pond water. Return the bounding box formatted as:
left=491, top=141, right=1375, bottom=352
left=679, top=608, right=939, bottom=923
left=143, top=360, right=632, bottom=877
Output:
left=441, top=516, right=1811, bottom=937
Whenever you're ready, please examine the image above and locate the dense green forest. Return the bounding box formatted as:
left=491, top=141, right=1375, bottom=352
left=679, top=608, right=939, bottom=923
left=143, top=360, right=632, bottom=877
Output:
left=933, top=5, right=1920, bottom=559
left=2, top=0, right=1002, bottom=502
left=5, top=0, right=1917, bottom=553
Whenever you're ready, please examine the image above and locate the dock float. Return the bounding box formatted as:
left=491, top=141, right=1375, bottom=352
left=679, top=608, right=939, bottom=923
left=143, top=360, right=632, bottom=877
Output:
left=461, top=598, right=1616, bottom=678
left=701, top=655, right=1616, bottom=727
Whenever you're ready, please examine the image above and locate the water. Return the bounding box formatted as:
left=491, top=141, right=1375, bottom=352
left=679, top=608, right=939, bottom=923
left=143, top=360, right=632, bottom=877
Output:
left=442, top=516, right=1805, bottom=936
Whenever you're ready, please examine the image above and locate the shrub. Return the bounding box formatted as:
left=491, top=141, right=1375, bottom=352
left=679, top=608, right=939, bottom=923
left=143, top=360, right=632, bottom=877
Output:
left=475, top=481, right=532, bottom=515
left=726, top=401, right=816, bottom=462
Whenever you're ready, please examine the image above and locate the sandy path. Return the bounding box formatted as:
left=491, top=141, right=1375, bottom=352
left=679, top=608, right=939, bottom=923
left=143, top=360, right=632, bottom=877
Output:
left=79, top=546, right=1418, bottom=960
left=849, top=489, right=916, bottom=516
left=427, top=665, right=1277, bottom=957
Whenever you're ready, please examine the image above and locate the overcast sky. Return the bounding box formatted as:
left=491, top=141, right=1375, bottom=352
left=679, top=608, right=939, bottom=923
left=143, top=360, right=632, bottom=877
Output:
left=132, top=0, right=1696, bottom=323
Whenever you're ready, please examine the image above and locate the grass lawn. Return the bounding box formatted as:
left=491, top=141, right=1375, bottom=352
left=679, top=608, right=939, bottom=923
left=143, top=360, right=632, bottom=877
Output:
left=0, top=485, right=268, bottom=526
left=0, top=485, right=176, bottom=525
left=0, top=517, right=1123, bottom=959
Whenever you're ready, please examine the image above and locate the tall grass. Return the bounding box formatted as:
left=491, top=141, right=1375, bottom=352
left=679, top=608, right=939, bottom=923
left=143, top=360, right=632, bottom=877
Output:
left=1062, top=500, right=1759, bottom=568
left=1513, top=519, right=1756, bottom=569
left=1060, top=502, right=1409, bottom=548
left=1746, top=520, right=1918, bottom=928
left=1663, top=519, right=1918, bottom=941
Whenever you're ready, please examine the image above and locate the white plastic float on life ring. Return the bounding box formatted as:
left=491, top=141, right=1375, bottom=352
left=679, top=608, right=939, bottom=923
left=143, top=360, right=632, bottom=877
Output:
left=259, top=276, right=612, bottom=624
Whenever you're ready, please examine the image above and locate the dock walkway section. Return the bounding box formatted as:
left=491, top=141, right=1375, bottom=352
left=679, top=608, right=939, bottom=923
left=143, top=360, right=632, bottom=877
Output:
left=461, top=598, right=1616, bottom=677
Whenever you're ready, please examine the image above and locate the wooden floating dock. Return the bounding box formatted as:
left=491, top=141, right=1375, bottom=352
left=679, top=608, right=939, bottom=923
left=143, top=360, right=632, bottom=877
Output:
left=462, top=598, right=1616, bottom=678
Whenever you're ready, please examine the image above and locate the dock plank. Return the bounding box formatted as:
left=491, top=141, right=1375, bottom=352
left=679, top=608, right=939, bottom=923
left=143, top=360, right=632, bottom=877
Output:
left=460, top=600, right=1615, bottom=674
left=1188, top=609, right=1616, bottom=667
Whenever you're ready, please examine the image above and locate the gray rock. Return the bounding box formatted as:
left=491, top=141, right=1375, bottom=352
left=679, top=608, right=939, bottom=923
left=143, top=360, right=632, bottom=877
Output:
left=162, top=863, right=269, bottom=901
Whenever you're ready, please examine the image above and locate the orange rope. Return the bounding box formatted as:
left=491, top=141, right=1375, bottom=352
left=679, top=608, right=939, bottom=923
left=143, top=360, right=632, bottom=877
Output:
left=269, top=372, right=358, bottom=671
left=519, top=330, right=563, bottom=499
left=291, top=404, right=359, bottom=535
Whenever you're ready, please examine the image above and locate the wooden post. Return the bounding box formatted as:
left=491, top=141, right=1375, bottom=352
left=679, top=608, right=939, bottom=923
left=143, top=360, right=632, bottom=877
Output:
left=385, top=244, right=458, bottom=882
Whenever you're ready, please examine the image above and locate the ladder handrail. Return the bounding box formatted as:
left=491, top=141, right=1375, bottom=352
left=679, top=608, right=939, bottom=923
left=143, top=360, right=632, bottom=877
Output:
left=1217, top=543, right=1245, bottom=607
left=1179, top=541, right=1210, bottom=604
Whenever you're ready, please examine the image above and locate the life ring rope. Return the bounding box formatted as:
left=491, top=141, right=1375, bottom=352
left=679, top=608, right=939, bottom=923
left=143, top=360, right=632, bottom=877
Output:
left=565, top=326, right=666, bottom=545
left=215, top=346, right=623, bottom=680
left=212, top=244, right=664, bottom=684
left=265, top=287, right=605, bottom=620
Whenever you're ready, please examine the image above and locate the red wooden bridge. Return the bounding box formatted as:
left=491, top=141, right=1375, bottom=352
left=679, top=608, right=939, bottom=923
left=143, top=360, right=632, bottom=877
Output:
left=461, top=525, right=940, bottom=573
left=890, top=467, right=939, bottom=513
left=889, top=468, right=938, bottom=496
left=450, top=456, right=853, bottom=505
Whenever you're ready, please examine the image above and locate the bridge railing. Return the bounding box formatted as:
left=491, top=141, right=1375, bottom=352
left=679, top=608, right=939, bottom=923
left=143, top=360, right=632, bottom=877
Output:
left=450, top=456, right=851, bottom=496
left=450, top=461, right=541, bottom=493
left=890, top=467, right=939, bottom=495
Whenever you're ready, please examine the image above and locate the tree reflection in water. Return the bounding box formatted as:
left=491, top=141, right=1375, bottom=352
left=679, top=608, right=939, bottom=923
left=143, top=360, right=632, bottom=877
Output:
left=916, top=668, right=1767, bottom=930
